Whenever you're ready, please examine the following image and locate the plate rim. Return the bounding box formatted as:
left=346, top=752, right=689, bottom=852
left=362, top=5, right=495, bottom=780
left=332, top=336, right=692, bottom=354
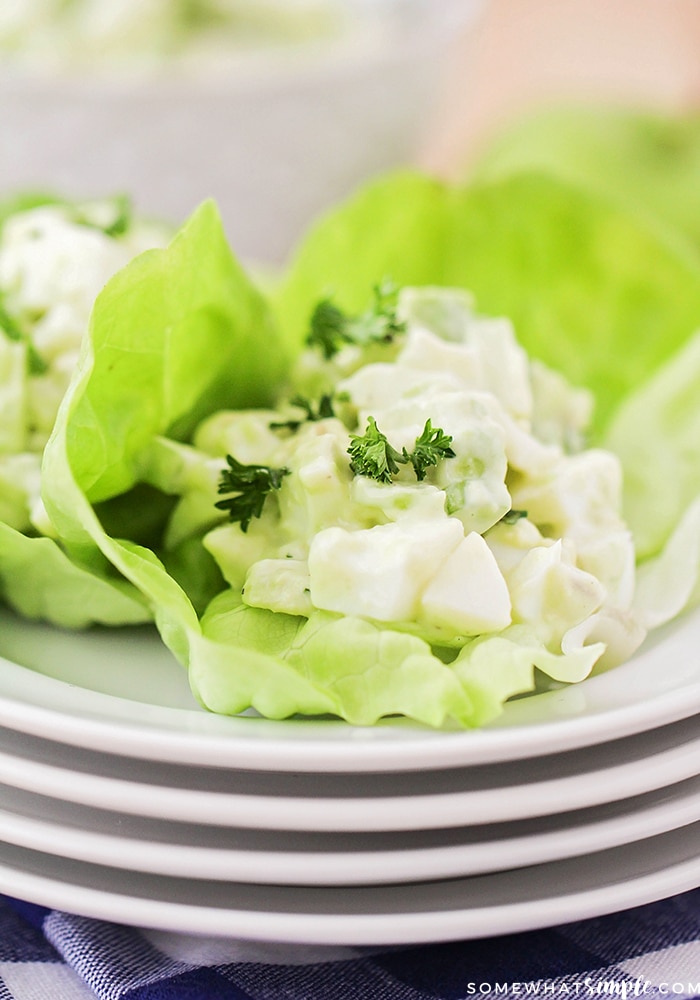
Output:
left=0, top=825, right=697, bottom=945
left=0, top=771, right=697, bottom=885
left=0, top=607, right=698, bottom=772
left=0, top=721, right=699, bottom=831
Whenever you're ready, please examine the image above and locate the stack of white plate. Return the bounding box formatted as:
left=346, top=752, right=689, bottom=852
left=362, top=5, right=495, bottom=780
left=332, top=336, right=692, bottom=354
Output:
left=0, top=604, right=698, bottom=946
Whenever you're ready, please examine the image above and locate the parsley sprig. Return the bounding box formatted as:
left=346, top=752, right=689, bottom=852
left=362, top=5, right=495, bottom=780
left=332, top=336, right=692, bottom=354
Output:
left=348, top=417, right=455, bottom=484
left=407, top=419, right=456, bottom=481
left=215, top=455, right=290, bottom=532
left=348, top=416, right=406, bottom=483
left=307, top=281, right=406, bottom=360
left=269, top=393, right=335, bottom=433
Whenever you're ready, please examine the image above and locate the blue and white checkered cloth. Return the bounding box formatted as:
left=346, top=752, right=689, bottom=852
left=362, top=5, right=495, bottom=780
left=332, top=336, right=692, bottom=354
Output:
left=1, top=891, right=699, bottom=1000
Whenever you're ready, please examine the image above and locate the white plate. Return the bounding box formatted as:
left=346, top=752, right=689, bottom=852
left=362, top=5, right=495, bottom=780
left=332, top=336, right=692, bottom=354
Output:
left=0, top=607, right=699, bottom=772
left=0, top=715, right=698, bottom=831
left=0, top=824, right=698, bottom=944
left=0, top=772, right=698, bottom=885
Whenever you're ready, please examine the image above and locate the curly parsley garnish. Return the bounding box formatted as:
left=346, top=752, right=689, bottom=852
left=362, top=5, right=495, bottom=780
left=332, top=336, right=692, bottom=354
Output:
left=407, top=418, right=456, bottom=481
left=307, top=281, right=406, bottom=360
left=269, top=393, right=335, bottom=433
left=215, top=455, right=290, bottom=532
left=348, top=416, right=406, bottom=483
left=348, top=417, right=455, bottom=484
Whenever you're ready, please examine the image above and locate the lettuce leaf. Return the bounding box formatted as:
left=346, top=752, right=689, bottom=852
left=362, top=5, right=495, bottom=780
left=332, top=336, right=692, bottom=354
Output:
left=472, top=105, right=700, bottom=252
left=0, top=521, right=150, bottom=628
left=40, top=199, right=288, bottom=648
left=53, top=200, right=286, bottom=508
left=604, top=331, right=700, bottom=621
left=274, top=170, right=700, bottom=435
left=187, top=592, right=605, bottom=728
left=604, top=330, right=700, bottom=558
left=191, top=592, right=539, bottom=728
left=631, top=496, right=700, bottom=630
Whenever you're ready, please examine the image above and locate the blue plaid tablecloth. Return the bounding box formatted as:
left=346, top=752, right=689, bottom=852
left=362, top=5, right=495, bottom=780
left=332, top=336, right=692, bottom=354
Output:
left=0, top=891, right=699, bottom=1000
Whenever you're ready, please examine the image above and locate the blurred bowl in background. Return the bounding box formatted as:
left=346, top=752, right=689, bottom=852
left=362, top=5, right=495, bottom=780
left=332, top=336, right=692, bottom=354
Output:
left=0, top=0, right=484, bottom=264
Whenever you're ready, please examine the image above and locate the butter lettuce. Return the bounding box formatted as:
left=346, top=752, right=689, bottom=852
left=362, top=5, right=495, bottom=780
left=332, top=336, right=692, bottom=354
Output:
left=190, top=591, right=536, bottom=728
left=22, top=199, right=287, bottom=638
left=472, top=105, right=700, bottom=252
left=190, top=595, right=604, bottom=728
left=0, top=521, right=149, bottom=628
left=605, top=331, right=700, bottom=559
left=20, top=168, right=700, bottom=727
left=604, top=332, right=700, bottom=626
left=631, top=497, right=700, bottom=631
left=52, top=201, right=285, bottom=509
left=275, top=170, right=700, bottom=435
